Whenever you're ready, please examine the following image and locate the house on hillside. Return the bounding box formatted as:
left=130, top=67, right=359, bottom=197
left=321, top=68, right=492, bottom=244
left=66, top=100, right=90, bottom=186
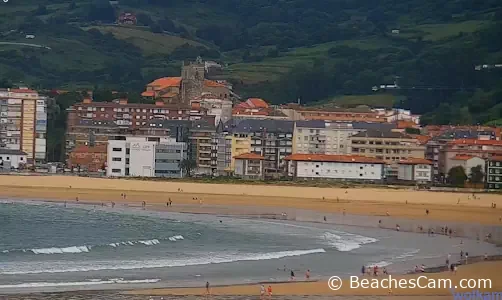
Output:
left=118, top=12, right=137, bottom=25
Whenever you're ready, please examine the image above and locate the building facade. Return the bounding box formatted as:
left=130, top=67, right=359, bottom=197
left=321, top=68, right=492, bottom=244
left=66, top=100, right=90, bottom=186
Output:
left=233, top=152, right=265, bottom=180
left=0, top=149, right=27, bottom=169
left=67, top=145, right=107, bottom=172
left=285, top=154, right=385, bottom=180
left=444, top=154, right=485, bottom=178
left=438, top=139, right=502, bottom=175
left=190, top=119, right=216, bottom=175
left=0, top=88, right=47, bottom=165
left=397, top=158, right=433, bottom=183
left=106, top=136, right=187, bottom=178
left=486, top=156, right=502, bottom=189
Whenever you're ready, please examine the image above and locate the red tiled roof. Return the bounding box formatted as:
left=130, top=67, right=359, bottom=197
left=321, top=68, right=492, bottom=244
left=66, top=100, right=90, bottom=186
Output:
left=233, top=153, right=265, bottom=160
left=398, top=158, right=433, bottom=165
left=204, top=80, right=225, bottom=87
left=141, top=91, right=155, bottom=97
left=9, top=89, right=37, bottom=93
left=397, top=120, right=418, bottom=129
left=147, top=77, right=182, bottom=89
left=451, top=154, right=479, bottom=161
left=284, top=154, right=385, bottom=164
left=246, top=98, right=269, bottom=108
left=490, top=156, right=502, bottom=162
left=448, top=139, right=502, bottom=146
left=410, top=135, right=430, bottom=145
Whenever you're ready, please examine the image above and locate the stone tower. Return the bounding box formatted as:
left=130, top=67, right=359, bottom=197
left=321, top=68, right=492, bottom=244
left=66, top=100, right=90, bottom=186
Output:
left=181, top=57, right=205, bottom=104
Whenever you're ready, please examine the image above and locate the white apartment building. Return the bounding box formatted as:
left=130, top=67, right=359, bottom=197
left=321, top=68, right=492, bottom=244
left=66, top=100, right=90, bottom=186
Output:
left=106, top=136, right=187, bottom=177
left=285, top=153, right=385, bottom=180
left=0, top=88, right=47, bottom=165
left=293, top=121, right=360, bottom=155
left=397, top=158, right=433, bottom=183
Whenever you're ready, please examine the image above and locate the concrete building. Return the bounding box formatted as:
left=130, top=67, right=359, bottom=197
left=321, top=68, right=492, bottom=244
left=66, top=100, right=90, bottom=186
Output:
left=67, top=145, right=107, bottom=172
left=438, top=139, right=502, bottom=176
left=349, top=130, right=426, bottom=178
left=189, top=119, right=216, bottom=175
left=106, top=136, right=187, bottom=178
left=233, top=152, right=265, bottom=179
left=486, top=156, right=502, bottom=190
left=444, top=154, right=485, bottom=178
left=191, top=93, right=232, bottom=126
left=65, top=98, right=204, bottom=162
left=293, top=121, right=362, bottom=155
left=397, top=158, right=433, bottom=183
left=279, top=105, right=386, bottom=123
left=0, top=149, right=27, bottom=169
left=229, top=119, right=294, bottom=178
left=285, top=154, right=385, bottom=181
left=0, top=88, right=47, bottom=165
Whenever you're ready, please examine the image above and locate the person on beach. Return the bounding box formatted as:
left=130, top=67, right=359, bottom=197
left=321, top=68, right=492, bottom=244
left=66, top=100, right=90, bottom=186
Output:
left=260, top=284, right=265, bottom=299
left=373, top=265, right=378, bottom=276
left=366, top=266, right=371, bottom=276
left=460, top=250, right=464, bottom=259
left=64, top=201, right=67, bottom=208
left=111, top=201, right=115, bottom=208
left=450, top=263, right=455, bottom=273
left=305, top=269, right=310, bottom=279
left=290, top=270, right=295, bottom=281
left=465, top=252, right=469, bottom=264
left=425, top=209, right=429, bottom=215
left=484, top=253, right=488, bottom=260
left=205, top=281, right=210, bottom=298
left=267, top=285, right=273, bottom=299
left=169, top=199, right=172, bottom=206
left=323, top=216, right=327, bottom=222
left=75, top=196, right=79, bottom=202
left=361, top=265, right=366, bottom=276
left=396, top=224, right=400, bottom=231
left=383, top=267, right=388, bottom=275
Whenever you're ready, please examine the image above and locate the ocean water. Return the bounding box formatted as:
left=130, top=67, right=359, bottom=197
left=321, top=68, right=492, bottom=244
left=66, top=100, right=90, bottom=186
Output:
left=0, top=201, right=499, bottom=293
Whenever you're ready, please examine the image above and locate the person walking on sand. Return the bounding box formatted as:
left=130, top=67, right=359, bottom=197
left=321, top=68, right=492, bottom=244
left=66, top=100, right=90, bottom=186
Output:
left=361, top=265, right=366, bottom=276
left=305, top=269, right=310, bottom=280
left=205, top=281, right=210, bottom=298
left=260, top=284, right=265, bottom=300
left=290, top=270, right=295, bottom=281
left=267, top=285, right=272, bottom=299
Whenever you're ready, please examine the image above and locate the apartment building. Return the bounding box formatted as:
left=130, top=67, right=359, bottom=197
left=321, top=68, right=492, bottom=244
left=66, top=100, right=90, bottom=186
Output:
left=397, top=158, right=433, bottom=183
left=293, top=121, right=360, bottom=155
left=65, top=98, right=204, bottom=161
left=350, top=130, right=426, bottom=178
left=227, top=119, right=294, bottom=178
left=233, top=152, right=265, bottom=180
left=0, top=88, right=47, bottom=165
left=438, top=139, right=502, bottom=175
left=190, top=119, right=217, bottom=175
left=106, top=136, right=187, bottom=178
left=191, top=93, right=232, bottom=126
left=285, top=153, right=385, bottom=181
left=486, top=156, right=502, bottom=190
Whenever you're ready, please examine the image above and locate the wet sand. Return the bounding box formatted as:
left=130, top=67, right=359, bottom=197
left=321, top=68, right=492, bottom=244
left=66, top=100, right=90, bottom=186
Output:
left=1, top=175, right=502, bottom=299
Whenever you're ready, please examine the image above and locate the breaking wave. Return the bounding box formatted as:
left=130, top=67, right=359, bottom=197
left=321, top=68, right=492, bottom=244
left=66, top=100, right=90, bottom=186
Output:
left=322, top=232, right=378, bottom=252
left=0, top=278, right=161, bottom=289
left=1, top=236, right=183, bottom=255
left=1, top=248, right=326, bottom=275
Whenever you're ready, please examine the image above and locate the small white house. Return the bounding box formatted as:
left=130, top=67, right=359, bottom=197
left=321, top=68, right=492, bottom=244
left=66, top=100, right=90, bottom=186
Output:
left=391, top=29, right=400, bottom=34
left=285, top=154, right=385, bottom=181
left=0, top=149, right=28, bottom=169
left=397, top=158, right=433, bottom=183
left=446, top=155, right=485, bottom=178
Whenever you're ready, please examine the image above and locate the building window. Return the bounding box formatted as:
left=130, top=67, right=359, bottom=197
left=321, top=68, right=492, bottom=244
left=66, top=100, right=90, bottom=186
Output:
left=125, top=168, right=130, bottom=176
left=126, top=148, right=130, bottom=155
left=125, top=158, right=130, bottom=164
left=112, top=169, right=121, bottom=173
left=112, top=157, right=122, bottom=162
left=112, top=147, right=122, bottom=152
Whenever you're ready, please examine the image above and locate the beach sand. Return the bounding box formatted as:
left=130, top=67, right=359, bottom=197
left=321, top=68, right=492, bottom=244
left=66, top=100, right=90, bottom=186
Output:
left=1, top=175, right=501, bottom=299
left=129, top=261, right=502, bottom=297
left=0, top=175, right=501, bottom=225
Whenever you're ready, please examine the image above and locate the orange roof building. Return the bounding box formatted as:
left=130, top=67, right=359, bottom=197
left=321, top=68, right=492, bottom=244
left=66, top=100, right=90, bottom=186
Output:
left=233, top=152, right=265, bottom=179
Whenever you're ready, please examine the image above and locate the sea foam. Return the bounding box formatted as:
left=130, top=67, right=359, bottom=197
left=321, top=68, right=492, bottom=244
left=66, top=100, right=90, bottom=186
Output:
left=322, top=232, right=378, bottom=252
left=0, top=278, right=161, bottom=289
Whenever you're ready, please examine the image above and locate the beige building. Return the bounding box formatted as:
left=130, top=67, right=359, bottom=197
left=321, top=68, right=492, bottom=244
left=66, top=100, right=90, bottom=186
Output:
left=444, top=154, right=485, bottom=177
left=0, top=88, right=47, bottom=165
left=350, top=130, right=426, bottom=178
left=233, top=152, right=265, bottom=179
left=397, top=158, right=433, bottom=183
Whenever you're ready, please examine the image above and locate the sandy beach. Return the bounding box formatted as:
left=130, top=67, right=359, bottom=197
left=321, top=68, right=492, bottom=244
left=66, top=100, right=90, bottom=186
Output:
left=1, top=175, right=501, bottom=299
left=0, top=175, right=501, bottom=225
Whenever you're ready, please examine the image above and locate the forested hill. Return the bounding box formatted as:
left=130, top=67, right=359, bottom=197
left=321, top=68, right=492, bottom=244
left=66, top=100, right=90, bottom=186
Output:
left=0, top=0, right=501, bottom=125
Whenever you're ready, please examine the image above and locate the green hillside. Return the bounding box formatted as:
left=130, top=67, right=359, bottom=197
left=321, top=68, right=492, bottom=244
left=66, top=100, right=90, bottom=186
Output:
left=1, top=0, right=501, bottom=125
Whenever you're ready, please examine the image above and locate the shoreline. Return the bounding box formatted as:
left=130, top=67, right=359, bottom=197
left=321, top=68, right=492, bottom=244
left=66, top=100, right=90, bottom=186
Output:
left=1, top=175, right=502, bottom=298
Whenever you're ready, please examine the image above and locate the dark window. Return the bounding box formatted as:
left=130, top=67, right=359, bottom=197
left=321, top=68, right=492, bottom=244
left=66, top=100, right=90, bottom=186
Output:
left=125, top=158, right=130, bottom=164
left=112, top=157, right=122, bottom=162
left=112, top=148, right=122, bottom=152
left=125, top=168, right=130, bottom=175
left=126, top=148, right=130, bottom=155
left=112, top=168, right=121, bottom=173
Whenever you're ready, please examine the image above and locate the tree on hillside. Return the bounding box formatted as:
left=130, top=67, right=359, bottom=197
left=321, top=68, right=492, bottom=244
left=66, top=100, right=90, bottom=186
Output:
left=87, top=0, right=116, bottom=22
left=448, top=166, right=467, bottom=187
left=180, top=159, right=197, bottom=177
left=469, top=165, right=485, bottom=184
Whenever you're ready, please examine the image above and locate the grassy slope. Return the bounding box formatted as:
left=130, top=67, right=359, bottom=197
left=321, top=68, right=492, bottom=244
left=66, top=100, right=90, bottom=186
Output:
left=84, top=25, right=206, bottom=56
